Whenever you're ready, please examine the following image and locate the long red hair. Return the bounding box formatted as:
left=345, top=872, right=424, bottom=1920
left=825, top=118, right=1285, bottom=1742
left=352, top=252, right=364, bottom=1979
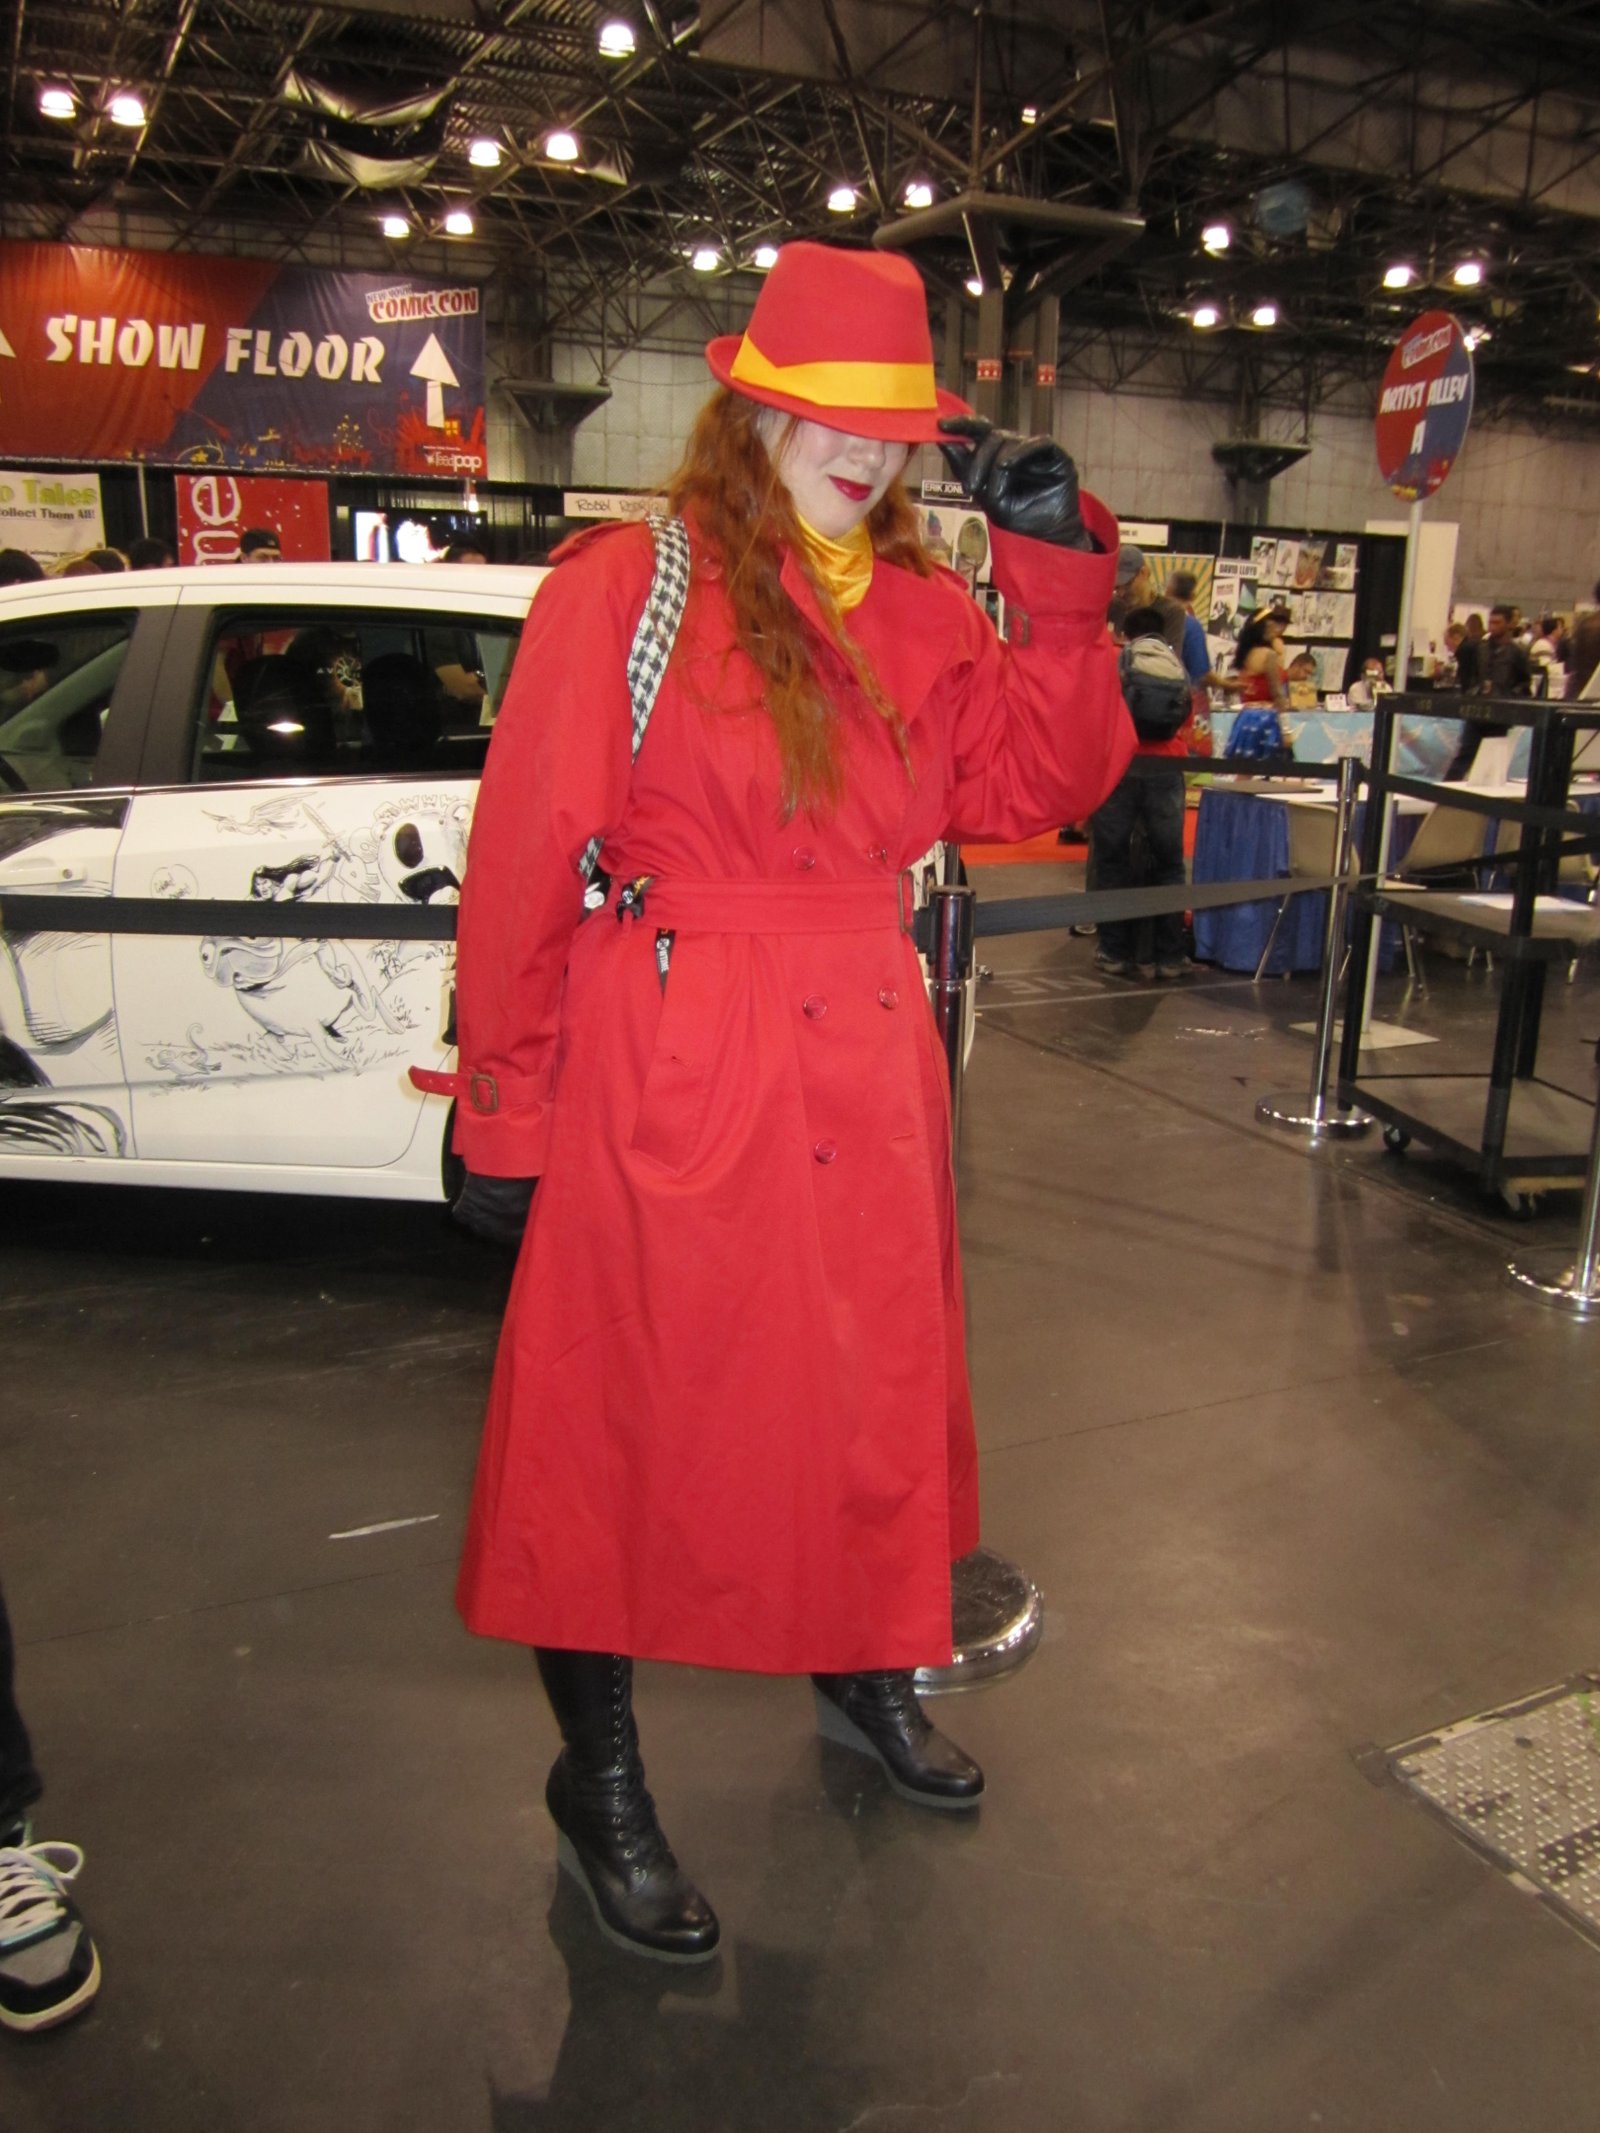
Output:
left=665, top=388, right=934, bottom=817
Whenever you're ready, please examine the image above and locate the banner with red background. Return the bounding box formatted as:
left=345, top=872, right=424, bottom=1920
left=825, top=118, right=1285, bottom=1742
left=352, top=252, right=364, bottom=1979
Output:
left=0, top=241, right=486, bottom=477
left=175, top=475, right=332, bottom=565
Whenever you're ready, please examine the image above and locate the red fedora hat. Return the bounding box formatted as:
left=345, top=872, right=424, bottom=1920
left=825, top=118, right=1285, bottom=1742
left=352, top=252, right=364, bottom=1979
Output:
left=706, top=241, right=970, bottom=444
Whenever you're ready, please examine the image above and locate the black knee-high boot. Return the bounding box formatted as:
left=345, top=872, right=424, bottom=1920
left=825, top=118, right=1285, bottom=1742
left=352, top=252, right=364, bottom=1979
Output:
left=534, top=1649, right=719, bottom=1962
left=811, top=1671, right=985, bottom=1809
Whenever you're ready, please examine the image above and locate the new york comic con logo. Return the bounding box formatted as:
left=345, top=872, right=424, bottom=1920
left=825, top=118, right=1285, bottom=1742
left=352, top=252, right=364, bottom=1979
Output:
left=364, top=285, right=481, bottom=324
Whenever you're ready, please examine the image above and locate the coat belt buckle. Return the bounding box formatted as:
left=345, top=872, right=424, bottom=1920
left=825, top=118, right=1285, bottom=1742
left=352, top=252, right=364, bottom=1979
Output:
left=898, top=868, right=917, bottom=937
left=468, top=1072, right=499, bottom=1114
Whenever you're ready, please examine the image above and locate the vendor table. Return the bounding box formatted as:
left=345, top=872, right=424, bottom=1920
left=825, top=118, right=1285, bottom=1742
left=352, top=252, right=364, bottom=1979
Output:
left=1191, top=785, right=1425, bottom=975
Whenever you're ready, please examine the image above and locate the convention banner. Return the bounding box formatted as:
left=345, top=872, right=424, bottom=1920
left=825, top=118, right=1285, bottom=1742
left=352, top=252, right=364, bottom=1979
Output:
left=0, top=466, right=104, bottom=562
left=175, top=474, right=331, bottom=564
left=0, top=241, right=486, bottom=477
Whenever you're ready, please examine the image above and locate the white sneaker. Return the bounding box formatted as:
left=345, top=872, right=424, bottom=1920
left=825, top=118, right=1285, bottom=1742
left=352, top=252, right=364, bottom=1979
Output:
left=0, top=1839, right=102, bottom=2032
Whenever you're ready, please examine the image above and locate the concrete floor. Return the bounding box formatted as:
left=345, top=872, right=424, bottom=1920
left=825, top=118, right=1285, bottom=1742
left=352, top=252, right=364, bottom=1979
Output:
left=3, top=878, right=1599, bottom=2132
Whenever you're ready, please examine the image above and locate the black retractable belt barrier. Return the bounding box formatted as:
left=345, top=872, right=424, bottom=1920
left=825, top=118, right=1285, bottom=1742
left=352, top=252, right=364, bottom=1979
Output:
left=0, top=895, right=457, bottom=940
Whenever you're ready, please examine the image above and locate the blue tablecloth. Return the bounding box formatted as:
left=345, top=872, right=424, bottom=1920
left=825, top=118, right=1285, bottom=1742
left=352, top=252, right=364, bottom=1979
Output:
left=1191, top=791, right=1414, bottom=975
left=1192, top=790, right=1327, bottom=974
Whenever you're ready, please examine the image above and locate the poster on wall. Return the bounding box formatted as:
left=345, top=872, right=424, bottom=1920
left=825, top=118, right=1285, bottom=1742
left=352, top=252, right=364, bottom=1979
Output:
left=0, top=240, right=486, bottom=476
left=1208, top=557, right=1258, bottom=644
left=919, top=505, right=991, bottom=591
left=0, top=467, right=104, bottom=563
left=1147, top=552, right=1215, bottom=612
left=1249, top=534, right=1360, bottom=608
left=176, top=474, right=331, bottom=564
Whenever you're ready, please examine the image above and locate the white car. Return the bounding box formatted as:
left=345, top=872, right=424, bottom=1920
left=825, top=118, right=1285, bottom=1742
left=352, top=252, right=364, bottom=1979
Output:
left=0, top=561, right=539, bottom=1198
left=0, top=560, right=966, bottom=1200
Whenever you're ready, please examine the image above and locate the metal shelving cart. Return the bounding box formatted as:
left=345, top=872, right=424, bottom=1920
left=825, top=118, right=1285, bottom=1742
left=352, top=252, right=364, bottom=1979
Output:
left=1335, top=693, right=1600, bottom=1214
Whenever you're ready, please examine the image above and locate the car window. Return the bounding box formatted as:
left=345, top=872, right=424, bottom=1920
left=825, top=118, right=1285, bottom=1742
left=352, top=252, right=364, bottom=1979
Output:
left=192, top=607, right=523, bottom=784
left=0, top=612, right=133, bottom=793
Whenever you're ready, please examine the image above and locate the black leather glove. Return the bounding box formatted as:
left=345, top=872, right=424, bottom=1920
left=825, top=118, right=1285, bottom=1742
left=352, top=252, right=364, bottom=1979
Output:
left=936, top=415, right=1096, bottom=551
left=451, top=1171, right=536, bottom=1249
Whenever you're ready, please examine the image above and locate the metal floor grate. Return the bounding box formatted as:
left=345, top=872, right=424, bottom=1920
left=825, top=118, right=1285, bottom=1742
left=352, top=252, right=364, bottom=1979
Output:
left=1386, top=1674, right=1600, bottom=1948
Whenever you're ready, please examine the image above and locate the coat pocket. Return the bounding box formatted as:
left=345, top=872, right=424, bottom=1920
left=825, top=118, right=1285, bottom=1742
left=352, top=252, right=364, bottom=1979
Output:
left=628, top=940, right=717, bottom=1173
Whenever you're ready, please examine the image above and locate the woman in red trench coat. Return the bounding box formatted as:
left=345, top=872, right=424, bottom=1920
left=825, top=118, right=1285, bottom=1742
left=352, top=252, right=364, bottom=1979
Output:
left=417, top=242, right=1135, bottom=1961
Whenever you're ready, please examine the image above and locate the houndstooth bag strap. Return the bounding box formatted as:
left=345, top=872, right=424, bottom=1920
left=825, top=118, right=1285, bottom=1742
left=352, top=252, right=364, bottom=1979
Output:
left=578, top=513, right=691, bottom=884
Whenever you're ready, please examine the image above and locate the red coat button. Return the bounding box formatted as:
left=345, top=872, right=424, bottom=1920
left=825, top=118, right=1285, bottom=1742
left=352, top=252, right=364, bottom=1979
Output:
left=813, top=1140, right=838, bottom=1164
left=866, top=844, right=889, bottom=864
left=793, top=847, right=816, bottom=871
left=878, top=989, right=899, bottom=1010
left=803, top=995, right=828, bottom=1019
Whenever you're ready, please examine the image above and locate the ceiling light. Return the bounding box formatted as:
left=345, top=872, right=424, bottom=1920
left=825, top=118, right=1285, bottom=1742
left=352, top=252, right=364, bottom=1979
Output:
left=468, top=137, right=502, bottom=168
left=690, top=245, right=719, bottom=272
left=380, top=214, right=410, bottom=239
left=1021, top=105, right=1039, bottom=125
left=38, top=85, right=76, bottom=120
left=1382, top=263, right=1416, bottom=290
left=752, top=243, right=780, bottom=270
left=545, top=129, right=580, bottom=162
left=444, top=207, right=474, bottom=236
left=1452, top=259, right=1483, bottom=287
left=903, top=180, right=933, bottom=210
left=965, top=275, right=984, bottom=297
left=828, top=184, right=858, bottom=214
left=1251, top=301, right=1278, bottom=328
left=108, top=90, right=146, bottom=127
left=1463, top=325, right=1491, bottom=350
left=1201, top=221, right=1231, bottom=255
left=1192, top=303, right=1221, bottom=330
left=598, top=19, right=637, bottom=57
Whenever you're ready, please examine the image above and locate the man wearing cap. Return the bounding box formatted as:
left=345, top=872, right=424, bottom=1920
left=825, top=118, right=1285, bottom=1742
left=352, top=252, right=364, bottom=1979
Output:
left=1109, top=546, right=1185, bottom=652
left=425, top=240, right=1135, bottom=1963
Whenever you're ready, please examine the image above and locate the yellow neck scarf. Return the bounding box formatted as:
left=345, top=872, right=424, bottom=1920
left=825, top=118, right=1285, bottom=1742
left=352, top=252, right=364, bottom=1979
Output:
left=796, top=513, right=875, bottom=614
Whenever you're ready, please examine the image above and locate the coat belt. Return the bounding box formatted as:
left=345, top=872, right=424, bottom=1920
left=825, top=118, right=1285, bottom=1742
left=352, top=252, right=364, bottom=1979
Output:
left=616, top=874, right=918, bottom=936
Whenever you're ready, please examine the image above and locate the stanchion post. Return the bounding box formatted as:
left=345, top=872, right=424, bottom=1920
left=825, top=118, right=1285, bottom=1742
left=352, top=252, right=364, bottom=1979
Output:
left=1506, top=1041, right=1600, bottom=1319
left=926, top=881, right=975, bottom=1143
left=915, top=874, right=1045, bottom=1695
left=1255, top=753, right=1373, bottom=1138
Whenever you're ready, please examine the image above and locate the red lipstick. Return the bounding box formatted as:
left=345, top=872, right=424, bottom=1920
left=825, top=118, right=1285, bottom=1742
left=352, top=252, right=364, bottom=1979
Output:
left=829, top=477, right=873, bottom=501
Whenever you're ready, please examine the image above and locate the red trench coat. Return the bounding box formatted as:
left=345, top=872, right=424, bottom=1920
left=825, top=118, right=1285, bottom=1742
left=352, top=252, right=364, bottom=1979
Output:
left=444, top=497, right=1134, bottom=1673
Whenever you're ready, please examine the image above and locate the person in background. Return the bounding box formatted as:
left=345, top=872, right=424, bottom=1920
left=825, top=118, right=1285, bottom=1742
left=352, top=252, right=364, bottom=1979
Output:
left=126, top=536, right=175, bottom=569
left=1529, top=613, right=1563, bottom=691
left=0, top=551, right=45, bottom=587
left=1348, top=656, right=1388, bottom=709
left=441, top=539, right=489, bottom=565
left=1166, top=570, right=1235, bottom=699
left=0, top=1582, right=101, bottom=2033
left=1090, top=600, right=1194, bottom=982
left=1462, top=609, right=1486, bottom=678
left=49, top=548, right=126, bottom=577
left=1232, top=611, right=1290, bottom=710
left=414, top=239, right=1133, bottom=1965
left=1285, top=650, right=1319, bottom=708
left=1445, top=603, right=1529, bottom=780
left=1109, top=546, right=1184, bottom=651
left=1564, top=582, right=1600, bottom=699
left=237, top=526, right=282, bottom=562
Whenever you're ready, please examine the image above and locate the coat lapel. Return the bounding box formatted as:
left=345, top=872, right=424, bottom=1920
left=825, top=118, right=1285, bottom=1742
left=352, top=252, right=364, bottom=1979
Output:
left=779, top=547, right=966, bottom=733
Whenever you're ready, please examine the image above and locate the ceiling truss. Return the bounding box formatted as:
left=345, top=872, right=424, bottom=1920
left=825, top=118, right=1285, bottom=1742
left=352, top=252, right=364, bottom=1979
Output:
left=3, top=0, right=1599, bottom=434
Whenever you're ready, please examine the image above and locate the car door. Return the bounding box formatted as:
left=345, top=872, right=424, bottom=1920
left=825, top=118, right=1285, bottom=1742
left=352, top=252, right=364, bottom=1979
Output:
left=0, top=594, right=163, bottom=1169
left=109, top=583, right=530, bottom=1184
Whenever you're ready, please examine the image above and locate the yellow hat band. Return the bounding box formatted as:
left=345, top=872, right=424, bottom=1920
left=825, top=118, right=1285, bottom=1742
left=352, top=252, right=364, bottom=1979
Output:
left=729, top=336, right=937, bottom=412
